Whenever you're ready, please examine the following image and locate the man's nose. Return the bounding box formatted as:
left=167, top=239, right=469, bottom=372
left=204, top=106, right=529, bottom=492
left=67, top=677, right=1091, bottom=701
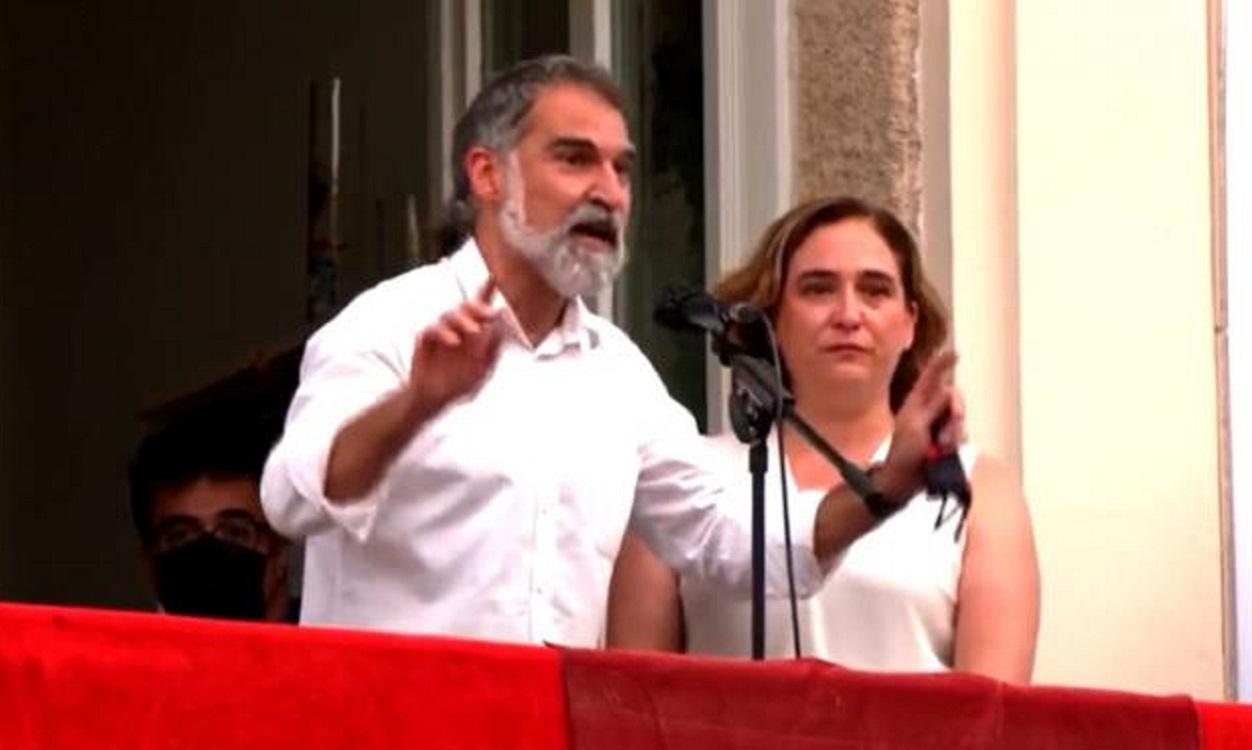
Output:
left=590, top=162, right=629, bottom=215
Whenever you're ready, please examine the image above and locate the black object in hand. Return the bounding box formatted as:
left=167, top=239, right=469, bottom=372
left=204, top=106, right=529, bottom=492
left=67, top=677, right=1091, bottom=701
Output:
left=925, top=408, right=972, bottom=540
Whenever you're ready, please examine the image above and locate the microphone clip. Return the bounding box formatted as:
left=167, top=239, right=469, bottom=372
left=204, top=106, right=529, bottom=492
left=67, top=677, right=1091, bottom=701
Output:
left=924, top=410, right=971, bottom=541
left=925, top=448, right=970, bottom=541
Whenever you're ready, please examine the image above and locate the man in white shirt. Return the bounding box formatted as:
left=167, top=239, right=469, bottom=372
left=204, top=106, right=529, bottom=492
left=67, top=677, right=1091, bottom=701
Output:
left=261, top=55, right=961, bottom=645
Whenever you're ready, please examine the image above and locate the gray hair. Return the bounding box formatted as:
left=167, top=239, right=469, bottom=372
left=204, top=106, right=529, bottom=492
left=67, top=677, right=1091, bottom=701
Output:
left=434, top=55, right=624, bottom=257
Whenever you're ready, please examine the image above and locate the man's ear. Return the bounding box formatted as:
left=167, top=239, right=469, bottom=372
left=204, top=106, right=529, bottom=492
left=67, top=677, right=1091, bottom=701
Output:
left=466, top=146, right=505, bottom=206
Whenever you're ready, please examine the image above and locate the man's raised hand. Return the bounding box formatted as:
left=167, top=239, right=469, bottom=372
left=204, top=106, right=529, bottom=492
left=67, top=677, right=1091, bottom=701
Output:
left=409, top=279, right=503, bottom=414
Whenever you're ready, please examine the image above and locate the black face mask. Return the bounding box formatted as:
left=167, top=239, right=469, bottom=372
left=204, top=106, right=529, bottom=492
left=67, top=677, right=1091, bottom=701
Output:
left=154, top=535, right=268, bottom=620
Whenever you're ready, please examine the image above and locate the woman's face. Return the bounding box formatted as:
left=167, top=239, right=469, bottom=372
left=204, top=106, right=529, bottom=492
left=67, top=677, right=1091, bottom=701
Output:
left=774, top=218, right=917, bottom=405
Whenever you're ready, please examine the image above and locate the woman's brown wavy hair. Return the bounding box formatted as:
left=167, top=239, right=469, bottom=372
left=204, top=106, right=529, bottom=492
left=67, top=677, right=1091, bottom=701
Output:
left=714, top=196, right=949, bottom=411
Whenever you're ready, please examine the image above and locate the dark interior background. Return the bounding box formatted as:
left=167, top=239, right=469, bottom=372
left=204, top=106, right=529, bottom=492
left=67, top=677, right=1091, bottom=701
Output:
left=0, top=0, right=705, bottom=612
left=0, top=0, right=431, bottom=608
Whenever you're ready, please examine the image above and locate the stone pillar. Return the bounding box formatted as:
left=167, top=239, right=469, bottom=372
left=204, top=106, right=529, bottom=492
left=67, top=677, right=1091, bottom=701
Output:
left=791, top=0, right=922, bottom=231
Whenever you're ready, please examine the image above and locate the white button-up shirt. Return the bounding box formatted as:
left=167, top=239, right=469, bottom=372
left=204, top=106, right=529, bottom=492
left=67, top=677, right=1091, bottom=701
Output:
left=261, top=241, right=825, bottom=646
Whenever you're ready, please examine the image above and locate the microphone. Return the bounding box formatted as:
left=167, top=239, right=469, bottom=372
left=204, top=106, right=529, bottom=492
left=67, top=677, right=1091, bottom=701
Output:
left=653, top=285, right=761, bottom=333
left=653, top=286, right=772, bottom=362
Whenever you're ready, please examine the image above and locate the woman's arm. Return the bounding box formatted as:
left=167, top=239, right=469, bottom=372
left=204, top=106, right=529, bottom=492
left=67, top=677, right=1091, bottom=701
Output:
left=952, top=454, right=1041, bottom=683
left=606, top=530, right=685, bottom=651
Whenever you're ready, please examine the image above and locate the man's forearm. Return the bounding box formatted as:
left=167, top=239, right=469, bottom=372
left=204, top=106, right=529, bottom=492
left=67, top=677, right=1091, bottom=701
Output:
left=323, top=387, right=434, bottom=503
left=811, top=486, right=881, bottom=561
left=812, top=466, right=917, bottom=562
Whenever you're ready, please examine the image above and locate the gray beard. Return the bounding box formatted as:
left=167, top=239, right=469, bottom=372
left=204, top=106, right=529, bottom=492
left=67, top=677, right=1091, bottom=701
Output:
left=499, top=164, right=627, bottom=299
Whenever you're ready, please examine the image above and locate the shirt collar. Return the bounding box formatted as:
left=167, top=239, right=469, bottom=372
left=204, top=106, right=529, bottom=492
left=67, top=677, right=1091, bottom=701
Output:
left=545, top=294, right=601, bottom=355
left=447, top=238, right=602, bottom=355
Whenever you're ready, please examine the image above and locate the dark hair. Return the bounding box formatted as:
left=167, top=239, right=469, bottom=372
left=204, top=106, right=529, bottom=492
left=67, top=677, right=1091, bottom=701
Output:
left=715, top=196, right=949, bottom=411
left=128, top=410, right=280, bottom=545
left=434, top=54, right=625, bottom=257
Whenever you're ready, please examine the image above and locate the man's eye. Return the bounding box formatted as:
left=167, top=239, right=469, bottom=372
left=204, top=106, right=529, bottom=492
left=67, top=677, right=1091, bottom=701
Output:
left=153, top=520, right=203, bottom=550
left=217, top=520, right=257, bottom=545
left=164, top=527, right=197, bottom=545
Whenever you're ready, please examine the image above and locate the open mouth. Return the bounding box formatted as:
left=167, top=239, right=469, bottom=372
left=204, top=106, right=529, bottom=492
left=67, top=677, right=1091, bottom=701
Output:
left=570, top=219, right=619, bottom=247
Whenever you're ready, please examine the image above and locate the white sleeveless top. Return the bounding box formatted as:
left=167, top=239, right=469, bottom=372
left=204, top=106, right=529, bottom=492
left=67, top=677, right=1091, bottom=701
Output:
left=681, top=433, right=977, bottom=671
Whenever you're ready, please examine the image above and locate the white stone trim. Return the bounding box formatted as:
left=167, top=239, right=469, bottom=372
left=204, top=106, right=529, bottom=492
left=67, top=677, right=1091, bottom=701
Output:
left=569, top=0, right=612, bottom=67
left=702, top=0, right=792, bottom=433
left=429, top=0, right=482, bottom=206
left=569, top=0, right=616, bottom=319
left=1224, top=0, right=1252, bottom=701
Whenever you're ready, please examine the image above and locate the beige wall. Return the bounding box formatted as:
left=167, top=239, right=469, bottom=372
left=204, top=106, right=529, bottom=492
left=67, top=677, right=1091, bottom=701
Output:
left=949, top=1, right=1224, bottom=697
left=947, top=0, right=1021, bottom=472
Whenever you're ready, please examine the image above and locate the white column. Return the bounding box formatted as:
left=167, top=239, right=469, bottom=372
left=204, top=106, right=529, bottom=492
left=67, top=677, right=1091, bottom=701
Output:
left=1014, top=0, right=1223, bottom=698
left=569, top=0, right=612, bottom=66
left=702, top=0, right=792, bottom=433
left=946, top=0, right=1022, bottom=472
left=570, top=0, right=616, bottom=318
left=429, top=0, right=482, bottom=206
left=1224, top=0, right=1252, bottom=701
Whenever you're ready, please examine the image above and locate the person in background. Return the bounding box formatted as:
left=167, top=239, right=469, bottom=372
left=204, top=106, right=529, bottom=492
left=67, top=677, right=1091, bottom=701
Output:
left=607, top=196, right=1039, bottom=683
left=130, top=409, right=295, bottom=622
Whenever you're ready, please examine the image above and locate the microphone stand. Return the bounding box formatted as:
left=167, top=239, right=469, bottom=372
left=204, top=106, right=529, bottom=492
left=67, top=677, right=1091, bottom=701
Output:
left=724, top=352, right=877, bottom=660
left=726, top=355, right=774, bottom=661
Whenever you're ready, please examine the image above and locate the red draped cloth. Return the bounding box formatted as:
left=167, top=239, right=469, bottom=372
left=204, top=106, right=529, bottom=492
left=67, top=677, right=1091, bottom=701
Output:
left=0, top=603, right=566, bottom=750
left=1, top=602, right=1248, bottom=749
left=1198, top=701, right=1252, bottom=750
left=563, top=648, right=1200, bottom=750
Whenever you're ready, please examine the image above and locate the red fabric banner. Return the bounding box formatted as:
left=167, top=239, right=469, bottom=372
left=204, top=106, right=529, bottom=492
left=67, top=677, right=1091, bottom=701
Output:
left=2, top=602, right=1249, bottom=749
left=562, top=648, right=1200, bottom=750
left=0, top=603, right=567, bottom=750
left=1198, top=702, right=1252, bottom=750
